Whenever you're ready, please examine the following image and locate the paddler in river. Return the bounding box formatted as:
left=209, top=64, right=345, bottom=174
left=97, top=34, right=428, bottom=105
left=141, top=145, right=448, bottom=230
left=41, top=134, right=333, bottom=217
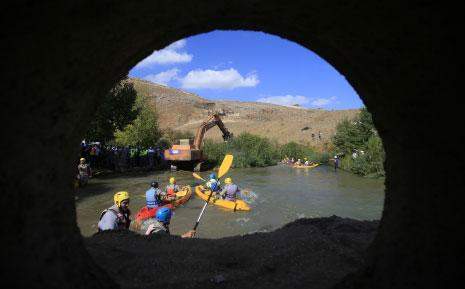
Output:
left=304, top=158, right=314, bottom=166
left=204, top=173, right=221, bottom=194
left=146, top=181, right=165, bottom=208
left=218, top=177, right=240, bottom=201
left=144, top=207, right=196, bottom=238
left=164, top=177, right=179, bottom=202
left=98, top=191, right=131, bottom=231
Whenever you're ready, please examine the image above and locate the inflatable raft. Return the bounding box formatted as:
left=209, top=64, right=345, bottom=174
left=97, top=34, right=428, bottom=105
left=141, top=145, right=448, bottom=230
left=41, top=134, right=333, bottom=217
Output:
left=134, top=185, right=192, bottom=226
left=195, top=185, right=251, bottom=211
left=292, top=163, right=320, bottom=169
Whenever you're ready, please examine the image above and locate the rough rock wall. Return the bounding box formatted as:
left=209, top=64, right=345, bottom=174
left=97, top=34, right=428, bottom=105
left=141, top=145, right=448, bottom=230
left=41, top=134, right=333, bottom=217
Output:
left=1, top=1, right=460, bottom=288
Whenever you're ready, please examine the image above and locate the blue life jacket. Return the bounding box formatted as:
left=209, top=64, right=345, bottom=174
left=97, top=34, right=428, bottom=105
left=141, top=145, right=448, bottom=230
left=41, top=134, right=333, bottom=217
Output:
left=146, top=188, right=162, bottom=208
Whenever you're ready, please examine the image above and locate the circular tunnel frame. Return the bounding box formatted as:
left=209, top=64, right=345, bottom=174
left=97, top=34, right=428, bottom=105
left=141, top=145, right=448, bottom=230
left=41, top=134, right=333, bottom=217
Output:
left=2, top=1, right=455, bottom=289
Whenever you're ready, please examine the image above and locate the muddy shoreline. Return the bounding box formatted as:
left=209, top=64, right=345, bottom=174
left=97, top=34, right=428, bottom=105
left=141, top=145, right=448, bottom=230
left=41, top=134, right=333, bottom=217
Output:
left=86, top=216, right=378, bottom=289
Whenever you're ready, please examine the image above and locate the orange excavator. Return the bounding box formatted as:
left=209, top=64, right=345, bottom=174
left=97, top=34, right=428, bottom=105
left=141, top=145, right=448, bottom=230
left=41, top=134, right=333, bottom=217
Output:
left=164, top=113, right=233, bottom=170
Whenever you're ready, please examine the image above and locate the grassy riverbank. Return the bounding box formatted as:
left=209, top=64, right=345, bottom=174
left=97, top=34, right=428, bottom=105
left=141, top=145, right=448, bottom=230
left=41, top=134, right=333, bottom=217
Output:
left=203, top=107, right=385, bottom=179
left=203, top=132, right=330, bottom=168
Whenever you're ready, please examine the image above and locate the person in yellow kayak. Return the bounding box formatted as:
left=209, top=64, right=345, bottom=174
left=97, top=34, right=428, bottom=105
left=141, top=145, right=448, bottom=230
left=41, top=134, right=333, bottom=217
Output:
left=205, top=173, right=221, bottom=193
left=303, top=157, right=308, bottom=166
left=219, top=177, right=240, bottom=201
left=144, top=207, right=196, bottom=238
left=165, top=177, right=179, bottom=202
left=98, top=191, right=131, bottom=231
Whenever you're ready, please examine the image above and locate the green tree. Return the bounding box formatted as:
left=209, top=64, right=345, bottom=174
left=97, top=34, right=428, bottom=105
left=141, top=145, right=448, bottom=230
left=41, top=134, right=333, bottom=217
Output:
left=85, top=79, right=139, bottom=142
left=332, top=107, right=376, bottom=155
left=114, top=96, right=161, bottom=147
left=332, top=107, right=385, bottom=177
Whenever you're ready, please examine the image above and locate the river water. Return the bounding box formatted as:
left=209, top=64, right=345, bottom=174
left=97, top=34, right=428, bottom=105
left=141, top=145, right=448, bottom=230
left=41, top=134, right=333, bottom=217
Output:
left=76, top=165, right=384, bottom=238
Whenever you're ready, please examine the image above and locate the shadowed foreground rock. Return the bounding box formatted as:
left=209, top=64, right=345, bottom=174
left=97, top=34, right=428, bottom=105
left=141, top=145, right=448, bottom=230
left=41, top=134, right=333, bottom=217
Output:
left=87, top=216, right=378, bottom=289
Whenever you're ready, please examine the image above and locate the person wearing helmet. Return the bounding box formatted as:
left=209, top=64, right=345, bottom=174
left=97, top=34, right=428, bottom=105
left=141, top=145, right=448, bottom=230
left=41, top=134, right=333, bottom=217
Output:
left=165, top=177, right=179, bottom=201
left=334, top=155, right=339, bottom=171
left=205, top=173, right=221, bottom=193
left=146, top=181, right=165, bottom=208
left=219, top=177, right=240, bottom=201
left=144, top=207, right=196, bottom=238
left=98, top=191, right=131, bottom=231
left=77, top=157, right=92, bottom=187
left=144, top=207, right=172, bottom=235
left=304, top=157, right=310, bottom=166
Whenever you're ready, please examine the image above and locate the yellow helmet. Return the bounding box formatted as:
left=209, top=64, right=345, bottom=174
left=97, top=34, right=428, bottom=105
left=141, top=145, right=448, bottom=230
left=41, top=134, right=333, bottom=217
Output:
left=224, top=177, right=232, bottom=184
left=169, top=177, right=176, bottom=184
left=80, top=158, right=85, bottom=162
left=114, top=191, right=130, bottom=207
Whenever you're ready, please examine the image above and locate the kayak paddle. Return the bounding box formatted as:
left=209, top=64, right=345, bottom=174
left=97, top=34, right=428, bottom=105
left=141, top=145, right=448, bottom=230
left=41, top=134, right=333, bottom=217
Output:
left=217, top=154, right=233, bottom=179
left=192, top=154, right=233, bottom=235
left=192, top=172, right=206, bottom=182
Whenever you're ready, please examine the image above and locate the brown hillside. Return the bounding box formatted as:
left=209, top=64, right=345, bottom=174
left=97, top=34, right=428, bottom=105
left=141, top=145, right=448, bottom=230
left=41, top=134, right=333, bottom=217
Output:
left=129, top=78, right=359, bottom=146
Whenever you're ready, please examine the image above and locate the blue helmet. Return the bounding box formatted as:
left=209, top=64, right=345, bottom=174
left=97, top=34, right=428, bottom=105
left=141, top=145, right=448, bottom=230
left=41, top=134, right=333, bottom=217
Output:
left=156, top=207, right=172, bottom=224
left=209, top=173, right=217, bottom=180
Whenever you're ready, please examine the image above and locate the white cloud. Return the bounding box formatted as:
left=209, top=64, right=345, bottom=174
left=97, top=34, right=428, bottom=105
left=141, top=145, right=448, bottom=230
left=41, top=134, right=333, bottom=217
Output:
left=257, top=95, right=310, bottom=107
left=135, top=39, right=193, bottom=67
left=179, top=68, right=259, bottom=89
left=310, top=96, right=337, bottom=107
left=166, top=39, right=187, bottom=50
left=143, top=68, right=179, bottom=85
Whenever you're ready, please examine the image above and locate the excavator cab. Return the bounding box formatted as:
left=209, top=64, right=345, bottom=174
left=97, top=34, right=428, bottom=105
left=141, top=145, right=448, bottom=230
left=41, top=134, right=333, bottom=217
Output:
left=164, top=113, right=232, bottom=170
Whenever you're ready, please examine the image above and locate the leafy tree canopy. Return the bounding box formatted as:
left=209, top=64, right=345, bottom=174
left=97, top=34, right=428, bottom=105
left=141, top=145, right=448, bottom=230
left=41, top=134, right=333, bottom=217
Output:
left=85, top=79, right=139, bottom=142
left=114, top=96, right=161, bottom=148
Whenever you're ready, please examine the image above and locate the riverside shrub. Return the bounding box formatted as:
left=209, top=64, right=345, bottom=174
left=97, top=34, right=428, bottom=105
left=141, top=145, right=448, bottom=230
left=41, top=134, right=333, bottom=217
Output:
left=204, top=133, right=278, bottom=168
left=332, top=108, right=385, bottom=177
left=204, top=133, right=329, bottom=168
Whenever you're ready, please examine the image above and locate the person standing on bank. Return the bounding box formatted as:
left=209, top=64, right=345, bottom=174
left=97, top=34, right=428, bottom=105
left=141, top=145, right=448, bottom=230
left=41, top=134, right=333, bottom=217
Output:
left=77, top=157, right=92, bottom=187
left=334, top=155, right=339, bottom=172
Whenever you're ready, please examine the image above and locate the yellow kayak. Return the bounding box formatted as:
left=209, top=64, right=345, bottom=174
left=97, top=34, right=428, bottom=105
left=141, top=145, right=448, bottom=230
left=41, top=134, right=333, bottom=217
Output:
left=292, top=163, right=320, bottom=169
left=195, top=185, right=251, bottom=211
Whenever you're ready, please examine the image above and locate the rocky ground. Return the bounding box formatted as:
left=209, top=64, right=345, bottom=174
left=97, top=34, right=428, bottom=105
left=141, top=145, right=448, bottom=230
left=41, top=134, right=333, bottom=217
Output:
left=129, top=78, right=359, bottom=147
left=86, top=216, right=378, bottom=289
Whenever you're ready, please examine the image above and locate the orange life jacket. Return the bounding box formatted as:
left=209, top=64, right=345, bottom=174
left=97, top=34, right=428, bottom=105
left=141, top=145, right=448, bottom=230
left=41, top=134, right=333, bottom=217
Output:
left=166, top=187, right=176, bottom=197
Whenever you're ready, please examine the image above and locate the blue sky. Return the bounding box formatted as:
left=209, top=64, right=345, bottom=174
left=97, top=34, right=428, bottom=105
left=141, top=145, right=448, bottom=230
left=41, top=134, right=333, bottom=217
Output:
left=129, top=30, right=363, bottom=110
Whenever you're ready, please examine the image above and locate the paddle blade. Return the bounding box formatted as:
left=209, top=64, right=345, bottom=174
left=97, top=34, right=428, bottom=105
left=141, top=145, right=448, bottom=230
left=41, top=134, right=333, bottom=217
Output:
left=192, top=172, right=206, bottom=181
left=218, top=154, right=233, bottom=179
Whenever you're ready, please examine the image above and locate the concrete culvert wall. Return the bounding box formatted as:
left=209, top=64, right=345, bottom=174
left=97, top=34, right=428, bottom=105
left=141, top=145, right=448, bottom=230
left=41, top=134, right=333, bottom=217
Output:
left=1, top=1, right=460, bottom=288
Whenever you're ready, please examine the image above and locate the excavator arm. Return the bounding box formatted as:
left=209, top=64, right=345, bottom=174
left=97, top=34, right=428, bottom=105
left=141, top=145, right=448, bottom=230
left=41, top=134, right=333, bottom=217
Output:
left=193, top=113, right=232, bottom=150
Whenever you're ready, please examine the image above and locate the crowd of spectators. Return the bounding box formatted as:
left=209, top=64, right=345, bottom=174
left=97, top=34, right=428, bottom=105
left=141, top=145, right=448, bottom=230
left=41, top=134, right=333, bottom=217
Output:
left=79, top=140, right=166, bottom=173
